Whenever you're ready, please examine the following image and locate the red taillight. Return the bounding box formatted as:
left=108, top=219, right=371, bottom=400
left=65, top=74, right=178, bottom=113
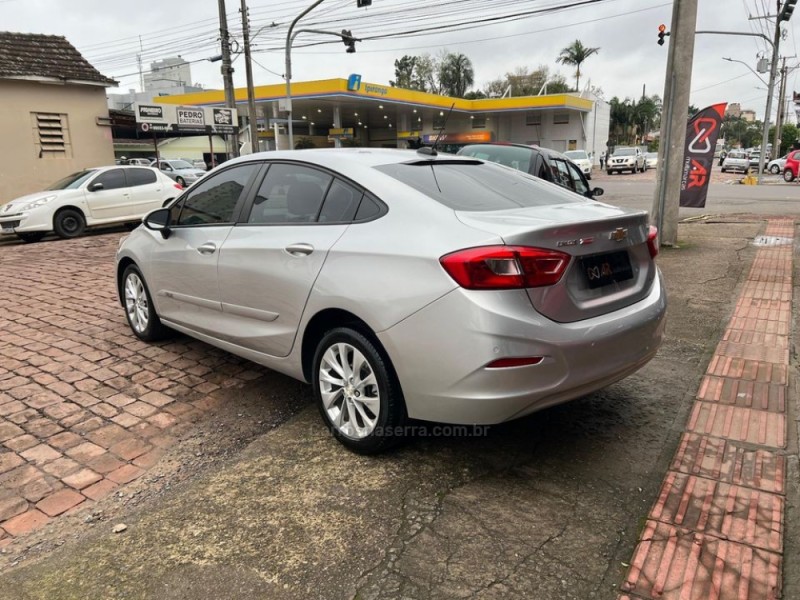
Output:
left=440, top=245, right=570, bottom=289
left=486, top=357, right=544, bottom=369
left=647, top=226, right=659, bottom=259
left=174, top=183, right=184, bottom=190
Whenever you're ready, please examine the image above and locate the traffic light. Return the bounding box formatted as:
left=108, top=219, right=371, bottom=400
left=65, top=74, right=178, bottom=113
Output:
left=780, top=0, right=796, bottom=21
left=341, top=29, right=356, bottom=53
left=357, top=0, right=372, bottom=6
left=658, top=24, right=667, bottom=46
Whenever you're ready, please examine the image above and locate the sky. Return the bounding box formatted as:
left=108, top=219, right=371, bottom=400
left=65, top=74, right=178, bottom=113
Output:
left=1, top=0, right=798, bottom=123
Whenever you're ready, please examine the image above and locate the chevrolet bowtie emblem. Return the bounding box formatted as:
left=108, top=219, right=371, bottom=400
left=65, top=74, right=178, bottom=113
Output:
left=609, top=227, right=628, bottom=242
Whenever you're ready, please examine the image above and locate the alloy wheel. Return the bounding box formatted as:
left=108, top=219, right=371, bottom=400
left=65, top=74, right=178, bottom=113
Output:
left=124, top=272, right=149, bottom=333
left=318, top=342, right=380, bottom=439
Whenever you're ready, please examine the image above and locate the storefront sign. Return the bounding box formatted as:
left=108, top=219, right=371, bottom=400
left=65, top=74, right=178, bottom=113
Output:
left=328, top=127, right=354, bottom=140
left=397, top=131, right=422, bottom=139
left=421, top=131, right=494, bottom=144
left=133, top=103, right=237, bottom=134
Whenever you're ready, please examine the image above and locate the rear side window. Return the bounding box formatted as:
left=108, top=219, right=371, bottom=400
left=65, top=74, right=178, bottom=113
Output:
left=248, top=163, right=333, bottom=224
left=354, top=195, right=382, bottom=221
left=126, top=168, right=157, bottom=187
left=318, top=179, right=362, bottom=223
left=458, top=145, right=533, bottom=174
left=375, top=161, right=584, bottom=211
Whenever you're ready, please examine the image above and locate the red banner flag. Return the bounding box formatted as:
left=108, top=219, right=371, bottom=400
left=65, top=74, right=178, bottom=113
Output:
left=679, top=103, right=727, bottom=208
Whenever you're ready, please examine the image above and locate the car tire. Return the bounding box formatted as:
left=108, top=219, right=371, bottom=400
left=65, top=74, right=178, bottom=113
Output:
left=783, top=169, right=795, bottom=182
left=770, top=165, right=780, bottom=174
left=312, top=327, right=407, bottom=455
left=586, top=173, right=592, bottom=180
left=176, top=176, right=186, bottom=187
left=121, top=265, right=172, bottom=342
left=17, top=232, right=45, bottom=244
left=607, top=170, right=613, bottom=175
left=53, top=208, right=86, bottom=239
left=721, top=168, right=726, bottom=173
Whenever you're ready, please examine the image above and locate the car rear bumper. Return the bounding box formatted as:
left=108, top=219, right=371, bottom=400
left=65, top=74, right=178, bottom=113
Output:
left=378, top=269, right=667, bottom=425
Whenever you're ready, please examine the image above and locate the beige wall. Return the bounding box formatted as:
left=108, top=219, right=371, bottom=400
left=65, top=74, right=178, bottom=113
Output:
left=0, top=79, right=115, bottom=203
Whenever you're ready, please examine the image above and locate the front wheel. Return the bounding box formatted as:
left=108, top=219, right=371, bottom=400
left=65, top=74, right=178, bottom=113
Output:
left=784, top=169, right=795, bottom=182
left=607, top=170, right=613, bottom=175
left=313, top=327, right=406, bottom=454
left=121, top=265, right=172, bottom=342
left=53, top=208, right=86, bottom=239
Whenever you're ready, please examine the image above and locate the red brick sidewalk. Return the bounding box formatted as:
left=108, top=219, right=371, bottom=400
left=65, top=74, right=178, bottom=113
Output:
left=0, top=235, right=266, bottom=547
left=619, top=219, right=793, bottom=599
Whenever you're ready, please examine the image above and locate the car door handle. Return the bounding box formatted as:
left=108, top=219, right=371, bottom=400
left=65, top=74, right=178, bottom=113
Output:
left=197, top=242, right=217, bottom=255
left=285, top=243, right=314, bottom=256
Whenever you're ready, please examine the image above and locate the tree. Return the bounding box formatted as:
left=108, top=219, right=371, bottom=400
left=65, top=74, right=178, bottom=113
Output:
left=609, top=95, right=663, bottom=145
left=390, top=55, right=417, bottom=89
left=556, top=40, right=599, bottom=92
left=438, top=52, right=475, bottom=97
left=767, top=122, right=799, bottom=155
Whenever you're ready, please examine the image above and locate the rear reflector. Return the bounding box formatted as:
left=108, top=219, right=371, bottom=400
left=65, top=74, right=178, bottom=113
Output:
left=440, top=245, right=570, bottom=289
left=174, top=183, right=184, bottom=190
left=486, top=357, right=544, bottom=369
left=647, top=226, right=659, bottom=259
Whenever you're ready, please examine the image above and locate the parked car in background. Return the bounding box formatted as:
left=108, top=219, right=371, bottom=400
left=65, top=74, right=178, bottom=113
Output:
left=748, top=151, right=762, bottom=171
left=180, top=157, right=208, bottom=171
left=563, top=150, right=593, bottom=179
left=457, top=143, right=603, bottom=199
left=782, top=149, right=800, bottom=181
left=606, top=147, right=646, bottom=174
left=126, top=158, right=152, bottom=167
left=645, top=152, right=658, bottom=170
left=0, top=166, right=181, bottom=243
left=721, top=150, right=749, bottom=173
left=117, top=148, right=666, bottom=454
left=767, top=155, right=788, bottom=175
left=150, top=159, right=207, bottom=187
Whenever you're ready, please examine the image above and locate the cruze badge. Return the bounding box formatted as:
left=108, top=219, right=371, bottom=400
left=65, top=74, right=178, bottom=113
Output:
left=557, top=236, right=594, bottom=247
left=609, top=228, right=628, bottom=242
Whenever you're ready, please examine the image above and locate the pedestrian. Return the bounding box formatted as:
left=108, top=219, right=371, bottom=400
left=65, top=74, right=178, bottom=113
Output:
left=599, top=151, right=605, bottom=170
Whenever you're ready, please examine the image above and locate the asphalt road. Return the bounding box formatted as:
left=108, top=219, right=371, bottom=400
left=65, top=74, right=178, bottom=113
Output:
left=598, top=178, right=800, bottom=216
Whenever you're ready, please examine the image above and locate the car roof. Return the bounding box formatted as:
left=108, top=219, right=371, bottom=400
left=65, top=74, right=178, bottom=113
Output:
left=222, top=148, right=484, bottom=170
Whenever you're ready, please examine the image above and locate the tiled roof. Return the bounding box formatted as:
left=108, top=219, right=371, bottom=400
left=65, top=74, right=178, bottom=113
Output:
left=0, top=31, right=116, bottom=86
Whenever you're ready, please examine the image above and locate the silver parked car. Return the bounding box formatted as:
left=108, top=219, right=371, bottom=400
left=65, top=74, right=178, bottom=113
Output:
left=116, top=149, right=667, bottom=453
left=721, top=150, right=749, bottom=173
left=607, top=147, right=646, bottom=174
left=150, top=159, right=207, bottom=187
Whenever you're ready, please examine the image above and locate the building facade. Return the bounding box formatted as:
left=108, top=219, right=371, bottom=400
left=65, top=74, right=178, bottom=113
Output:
left=0, top=32, right=117, bottom=202
left=144, top=57, right=192, bottom=92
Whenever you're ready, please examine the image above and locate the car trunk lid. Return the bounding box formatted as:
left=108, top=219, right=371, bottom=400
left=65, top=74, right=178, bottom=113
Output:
left=456, top=203, right=656, bottom=323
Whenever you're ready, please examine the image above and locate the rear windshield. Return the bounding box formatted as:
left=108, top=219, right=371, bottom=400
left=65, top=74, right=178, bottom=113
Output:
left=457, top=145, right=533, bottom=174
left=374, top=161, right=584, bottom=211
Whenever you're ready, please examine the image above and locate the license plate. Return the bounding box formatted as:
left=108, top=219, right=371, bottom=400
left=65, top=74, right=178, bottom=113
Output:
left=580, top=251, right=633, bottom=289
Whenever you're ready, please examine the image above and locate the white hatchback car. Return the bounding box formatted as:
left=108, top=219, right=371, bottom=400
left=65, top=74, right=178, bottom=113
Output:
left=0, top=166, right=181, bottom=243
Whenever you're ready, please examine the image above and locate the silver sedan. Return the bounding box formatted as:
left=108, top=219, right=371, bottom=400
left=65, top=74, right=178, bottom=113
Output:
left=116, top=149, right=667, bottom=454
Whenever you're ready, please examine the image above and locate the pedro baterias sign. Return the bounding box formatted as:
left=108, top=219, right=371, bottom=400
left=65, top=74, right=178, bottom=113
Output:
left=679, top=103, right=727, bottom=208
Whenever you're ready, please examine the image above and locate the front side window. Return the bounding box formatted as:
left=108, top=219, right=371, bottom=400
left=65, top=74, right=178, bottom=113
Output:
left=552, top=159, right=575, bottom=191
left=176, top=163, right=258, bottom=226
left=566, top=161, right=590, bottom=196
left=92, top=169, right=127, bottom=191
left=247, top=163, right=332, bottom=224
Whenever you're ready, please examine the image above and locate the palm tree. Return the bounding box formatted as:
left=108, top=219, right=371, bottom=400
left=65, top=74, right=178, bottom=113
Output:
left=556, top=40, right=600, bottom=92
left=439, top=53, right=475, bottom=98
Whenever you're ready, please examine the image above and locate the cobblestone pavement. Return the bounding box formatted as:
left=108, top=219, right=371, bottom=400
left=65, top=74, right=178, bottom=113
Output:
left=0, top=234, right=267, bottom=546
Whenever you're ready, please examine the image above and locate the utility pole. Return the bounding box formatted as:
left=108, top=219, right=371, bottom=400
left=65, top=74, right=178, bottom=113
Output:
left=651, top=0, right=699, bottom=246
left=240, top=0, right=259, bottom=154
left=773, top=56, right=789, bottom=159
left=217, top=0, right=239, bottom=158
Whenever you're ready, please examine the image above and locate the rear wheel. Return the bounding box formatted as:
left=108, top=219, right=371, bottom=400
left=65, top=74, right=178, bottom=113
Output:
left=53, top=209, right=85, bottom=239
left=121, top=265, right=172, bottom=342
left=784, top=169, right=795, bottom=182
left=770, top=164, right=781, bottom=174
left=313, top=327, right=406, bottom=454
left=176, top=176, right=186, bottom=187
left=17, top=232, right=45, bottom=244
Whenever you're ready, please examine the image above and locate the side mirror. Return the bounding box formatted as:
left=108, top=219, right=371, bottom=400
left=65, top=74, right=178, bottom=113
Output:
left=89, top=182, right=104, bottom=192
left=591, top=187, right=604, bottom=197
left=143, top=207, right=171, bottom=239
